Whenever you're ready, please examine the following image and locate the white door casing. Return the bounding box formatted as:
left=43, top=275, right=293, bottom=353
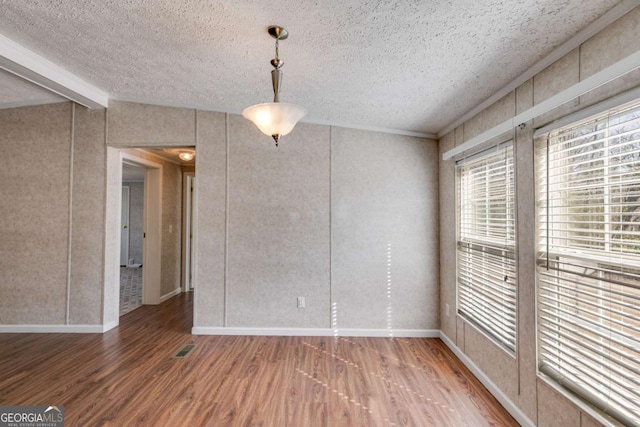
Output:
left=120, top=186, right=130, bottom=266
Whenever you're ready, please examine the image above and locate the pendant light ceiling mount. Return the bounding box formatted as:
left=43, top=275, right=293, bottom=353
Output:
left=267, top=25, right=288, bottom=40
left=242, top=25, right=306, bottom=147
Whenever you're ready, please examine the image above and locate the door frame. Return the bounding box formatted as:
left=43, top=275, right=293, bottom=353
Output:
left=120, top=185, right=130, bottom=266
left=103, top=148, right=163, bottom=329
left=182, top=172, right=196, bottom=292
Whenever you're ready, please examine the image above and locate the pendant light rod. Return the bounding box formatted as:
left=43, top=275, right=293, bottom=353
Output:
left=269, top=26, right=286, bottom=104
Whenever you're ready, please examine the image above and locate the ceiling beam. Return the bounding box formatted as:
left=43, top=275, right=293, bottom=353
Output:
left=0, top=33, right=108, bottom=108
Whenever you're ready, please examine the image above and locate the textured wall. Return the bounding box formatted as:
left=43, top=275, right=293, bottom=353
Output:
left=438, top=7, right=640, bottom=427
left=103, top=147, right=121, bottom=326
left=0, top=100, right=441, bottom=333
left=107, top=102, right=196, bottom=147
left=160, top=160, right=182, bottom=296
left=69, top=106, right=106, bottom=325
left=226, top=117, right=331, bottom=328
left=0, top=103, right=72, bottom=324
left=190, top=112, right=438, bottom=331
left=193, top=111, right=226, bottom=328
left=124, top=181, right=144, bottom=265
left=331, top=127, right=439, bottom=330
left=0, top=103, right=107, bottom=326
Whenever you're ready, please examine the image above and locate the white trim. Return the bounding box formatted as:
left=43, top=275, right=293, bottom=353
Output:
left=102, top=320, right=118, bottom=332
left=533, top=84, right=640, bottom=138
left=537, top=374, right=621, bottom=427
left=0, top=33, right=108, bottom=108
left=160, top=287, right=182, bottom=303
left=109, top=95, right=437, bottom=139
left=302, top=118, right=437, bottom=139
left=182, top=173, right=195, bottom=293
left=443, top=49, right=640, bottom=160
left=133, top=148, right=183, bottom=166
left=109, top=95, right=220, bottom=112
left=437, top=0, right=640, bottom=138
left=191, top=327, right=439, bottom=337
left=0, top=97, right=67, bottom=109
left=0, top=324, right=109, bottom=333
left=439, top=332, right=536, bottom=427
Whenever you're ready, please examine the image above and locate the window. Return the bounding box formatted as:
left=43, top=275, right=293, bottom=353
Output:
left=456, top=142, right=517, bottom=352
left=536, top=100, right=640, bottom=426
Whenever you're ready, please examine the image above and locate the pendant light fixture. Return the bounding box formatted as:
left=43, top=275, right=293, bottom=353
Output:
left=242, top=26, right=307, bottom=147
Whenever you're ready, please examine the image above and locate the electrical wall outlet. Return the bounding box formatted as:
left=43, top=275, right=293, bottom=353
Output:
left=446, top=303, right=450, bottom=317
left=297, top=297, right=305, bottom=309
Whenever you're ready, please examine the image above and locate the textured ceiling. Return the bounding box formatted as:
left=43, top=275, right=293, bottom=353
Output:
left=0, top=69, right=63, bottom=106
left=0, top=0, right=621, bottom=134
left=145, top=148, right=196, bottom=166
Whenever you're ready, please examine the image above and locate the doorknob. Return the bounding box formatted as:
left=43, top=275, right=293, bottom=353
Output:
left=123, top=225, right=128, bottom=229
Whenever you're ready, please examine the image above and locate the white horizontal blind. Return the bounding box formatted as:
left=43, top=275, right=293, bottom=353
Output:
left=457, top=143, right=517, bottom=352
left=536, top=100, right=640, bottom=427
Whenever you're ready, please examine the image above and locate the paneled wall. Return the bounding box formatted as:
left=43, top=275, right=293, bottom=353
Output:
left=331, top=127, right=439, bottom=330
left=190, top=109, right=439, bottom=331
left=0, top=100, right=439, bottom=335
left=438, top=6, right=640, bottom=427
left=0, top=103, right=106, bottom=327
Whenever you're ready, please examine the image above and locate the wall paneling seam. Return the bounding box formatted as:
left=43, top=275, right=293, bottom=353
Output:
left=224, top=113, right=229, bottom=327
left=329, top=126, right=333, bottom=328
left=513, top=94, right=521, bottom=397
left=192, top=110, right=199, bottom=326
left=100, top=107, right=109, bottom=323
left=65, top=103, right=76, bottom=325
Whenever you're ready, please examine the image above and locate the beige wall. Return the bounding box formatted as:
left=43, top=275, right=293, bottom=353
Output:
left=438, top=7, right=640, bottom=427
left=0, top=103, right=106, bottom=326
left=332, top=127, right=439, bottom=330
left=0, top=100, right=438, bottom=334
left=190, top=109, right=439, bottom=330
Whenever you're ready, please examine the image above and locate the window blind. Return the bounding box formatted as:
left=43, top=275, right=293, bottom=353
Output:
left=457, top=142, right=517, bottom=352
left=536, top=100, right=640, bottom=427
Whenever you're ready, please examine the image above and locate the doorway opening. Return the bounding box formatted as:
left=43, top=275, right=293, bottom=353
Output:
left=116, top=152, right=163, bottom=319
left=120, top=163, right=145, bottom=315
left=104, top=146, right=195, bottom=331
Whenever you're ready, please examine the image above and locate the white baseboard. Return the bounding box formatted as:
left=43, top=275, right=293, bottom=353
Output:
left=160, top=287, right=181, bottom=303
left=0, top=324, right=107, bottom=333
left=438, top=331, right=535, bottom=427
left=102, top=320, right=118, bottom=332
left=191, top=327, right=439, bottom=337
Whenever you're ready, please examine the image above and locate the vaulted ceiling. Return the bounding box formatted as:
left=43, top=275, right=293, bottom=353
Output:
left=0, top=0, right=623, bottom=135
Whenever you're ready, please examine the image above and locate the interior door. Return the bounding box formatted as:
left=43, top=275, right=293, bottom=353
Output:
left=120, top=186, right=130, bottom=266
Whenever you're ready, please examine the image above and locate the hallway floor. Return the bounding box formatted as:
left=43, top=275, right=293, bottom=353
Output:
left=0, top=294, right=517, bottom=426
left=120, top=266, right=142, bottom=315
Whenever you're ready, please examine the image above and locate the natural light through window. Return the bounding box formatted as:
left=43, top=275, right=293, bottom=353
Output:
left=536, top=99, right=640, bottom=426
left=456, top=142, right=517, bottom=353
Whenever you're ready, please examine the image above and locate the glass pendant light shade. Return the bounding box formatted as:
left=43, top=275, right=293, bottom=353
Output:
left=242, top=102, right=307, bottom=137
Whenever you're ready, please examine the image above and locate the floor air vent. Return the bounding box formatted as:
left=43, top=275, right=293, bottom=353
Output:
left=172, top=344, right=196, bottom=358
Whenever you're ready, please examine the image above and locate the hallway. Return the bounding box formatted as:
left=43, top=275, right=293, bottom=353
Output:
left=0, top=294, right=516, bottom=426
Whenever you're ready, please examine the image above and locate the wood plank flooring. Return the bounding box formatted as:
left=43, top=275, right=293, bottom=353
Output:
left=0, top=294, right=518, bottom=426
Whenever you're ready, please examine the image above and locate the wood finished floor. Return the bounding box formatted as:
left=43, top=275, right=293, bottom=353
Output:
left=0, top=294, right=518, bottom=426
